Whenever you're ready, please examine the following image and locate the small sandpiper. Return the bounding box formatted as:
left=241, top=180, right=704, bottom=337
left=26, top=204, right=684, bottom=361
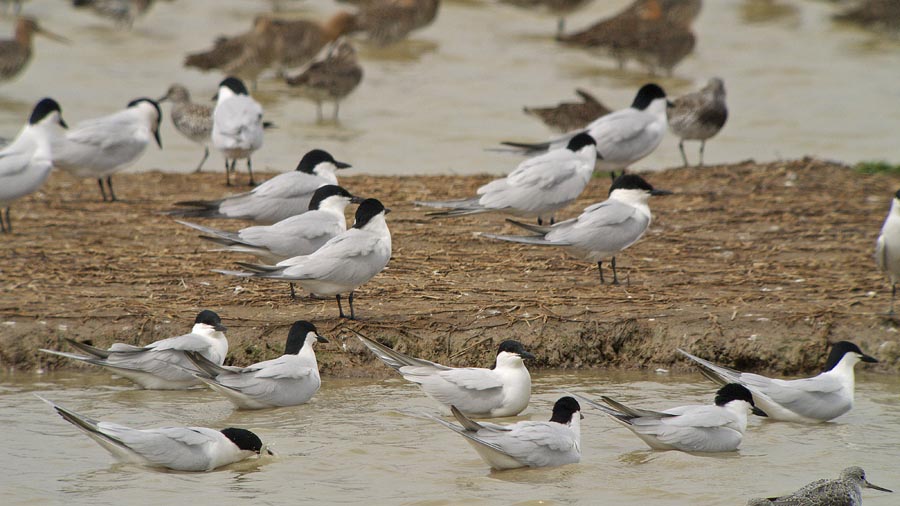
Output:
left=285, top=39, right=363, bottom=122
left=667, top=77, right=728, bottom=166
left=158, top=84, right=213, bottom=173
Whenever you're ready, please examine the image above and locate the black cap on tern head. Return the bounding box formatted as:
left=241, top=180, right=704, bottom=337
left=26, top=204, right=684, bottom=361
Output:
left=608, top=174, right=666, bottom=195
left=29, top=98, right=66, bottom=128
left=219, top=77, right=249, bottom=96
left=715, top=383, right=766, bottom=416
left=220, top=427, right=263, bottom=454
left=497, top=340, right=535, bottom=360
left=295, top=149, right=352, bottom=174
left=549, top=396, right=582, bottom=424
left=194, top=309, right=227, bottom=332
left=352, top=198, right=388, bottom=229
left=824, top=341, right=878, bottom=371
left=308, top=185, right=357, bottom=211
left=631, top=83, right=667, bottom=110
left=127, top=98, right=163, bottom=148
left=566, top=133, right=596, bottom=152
left=284, top=320, right=327, bottom=354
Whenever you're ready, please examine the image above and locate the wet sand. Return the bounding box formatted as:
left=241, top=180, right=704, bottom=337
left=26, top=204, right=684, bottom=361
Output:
left=2, top=158, right=898, bottom=376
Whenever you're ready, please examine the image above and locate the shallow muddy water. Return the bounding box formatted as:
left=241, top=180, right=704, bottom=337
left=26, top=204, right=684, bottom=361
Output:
left=2, top=369, right=897, bottom=505
left=0, top=0, right=898, bottom=177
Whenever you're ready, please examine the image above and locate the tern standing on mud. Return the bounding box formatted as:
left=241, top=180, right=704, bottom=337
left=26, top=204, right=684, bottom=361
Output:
left=168, top=149, right=352, bottom=224
left=501, top=84, right=670, bottom=177
left=0, top=98, right=67, bottom=233
left=159, top=84, right=213, bottom=172
left=52, top=97, right=162, bottom=202
left=483, top=174, right=670, bottom=285
left=216, top=198, right=392, bottom=320
left=875, top=189, right=900, bottom=315
left=212, top=77, right=264, bottom=186
left=667, top=77, right=728, bottom=166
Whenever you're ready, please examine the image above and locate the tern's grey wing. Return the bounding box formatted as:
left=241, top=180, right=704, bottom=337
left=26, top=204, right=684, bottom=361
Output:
left=402, top=367, right=505, bottom=414
left=281, top=230, right=390, bottom=282
left=102, top=425, right=220, bottom=470
left=748, top=375, right=849, bottom=421
left=238, top=211, right=343, bottom=256
left=479, top=422, right=579, bottom=467
left=55, top=113, right=150, bottom=172
left=478, top=151, right=588, bottom=213
left=547, top=199, right=648, bottom=252
left=0, top=146, right=37, bottom=177
left=585, top=109, right=664, bottom=163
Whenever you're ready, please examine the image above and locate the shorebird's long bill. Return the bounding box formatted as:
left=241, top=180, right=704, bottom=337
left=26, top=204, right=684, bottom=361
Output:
left=37, top=27, right=71, bottom=44
left=865, top=480, right=892, bottom=493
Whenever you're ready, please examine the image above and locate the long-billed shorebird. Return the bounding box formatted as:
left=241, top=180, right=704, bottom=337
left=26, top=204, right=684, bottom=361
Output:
left=270, top=12, right=358, bottom=76
left=185, top=16, right=277, bottom=90
left=0, top=17, right=67, bottom=84
left=747, top=467, right=891, bottom=506
left=523, top=88, right=611, bottom=133
left=285, top=39, right=363, bottom=122
left=159, top=84, right=213, bottom=172
left=558, top=0, right=702, bottom=76
left=667, top=77, right=728, bottom=166
left=355, top=0, right=440, bottom=46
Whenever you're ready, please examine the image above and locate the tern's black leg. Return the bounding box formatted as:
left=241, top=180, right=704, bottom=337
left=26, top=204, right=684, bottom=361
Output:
left=195, top=146, right=209, bottom=173
left=224, top=158, right=231, bottom=186
left=106, top=176, right=117, bottom=202
left=289, top=282, right=296, bottom=301
left=336, top=294, right=346, bottom=318
left=348, top=291, right=355, bottom=320
left=699, top=140, right=706, bottom=167
left=538, top=217, right=544, bottom=226
left=597, top=261, right=605, bottom=284
left=679, top=139, right=689, bottom=167
left=97, top=178, right=108, bottom=201
left=611, top=256, right=619, bottom=285
left=1, top=207, right=9, bottom=233
left=247, top=158, right=255, bottom=186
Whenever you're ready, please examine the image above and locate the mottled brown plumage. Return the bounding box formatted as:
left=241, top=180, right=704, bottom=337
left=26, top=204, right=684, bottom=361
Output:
left=0, top=17, right=66, bottom=83
left=834, top=0, right=900, bottom=32
left=500, top=0, right=594, bottom=37
left=270, top=12, right=358, bottom=74
left=558, top=0, right=701, bottom=75
left=523, top=89, right=612, bottom=133
left=286, top=39, right=363, bottom=122
left=356, top=0, right=440, bottom=46
left=184, top=16, right=278, bottom=89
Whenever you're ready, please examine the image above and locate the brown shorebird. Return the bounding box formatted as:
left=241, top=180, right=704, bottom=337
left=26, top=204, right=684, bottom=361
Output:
left=158, top=84, right=213, bottom=172
left=185, top=16, right=278, bottom=90
left=355, top=0, right=440, bottom=46
left=558, top=0, right=702, bottom=76
left=270, top=12, right=358, bottom=76
left=834, top=0, right=900, bottom=32
left=0, top=17, right=67, bottom=84
left=523, top=88, right=611, bottom=133
left=667, top=77, right=728, bottom=166
left=500, top=0, right=594, bottom=38
left=285, top=39, right=363, bottom=122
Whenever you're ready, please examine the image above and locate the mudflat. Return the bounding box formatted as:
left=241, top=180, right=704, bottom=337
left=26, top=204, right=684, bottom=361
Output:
left=3, top=158, right=898, bottom=376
